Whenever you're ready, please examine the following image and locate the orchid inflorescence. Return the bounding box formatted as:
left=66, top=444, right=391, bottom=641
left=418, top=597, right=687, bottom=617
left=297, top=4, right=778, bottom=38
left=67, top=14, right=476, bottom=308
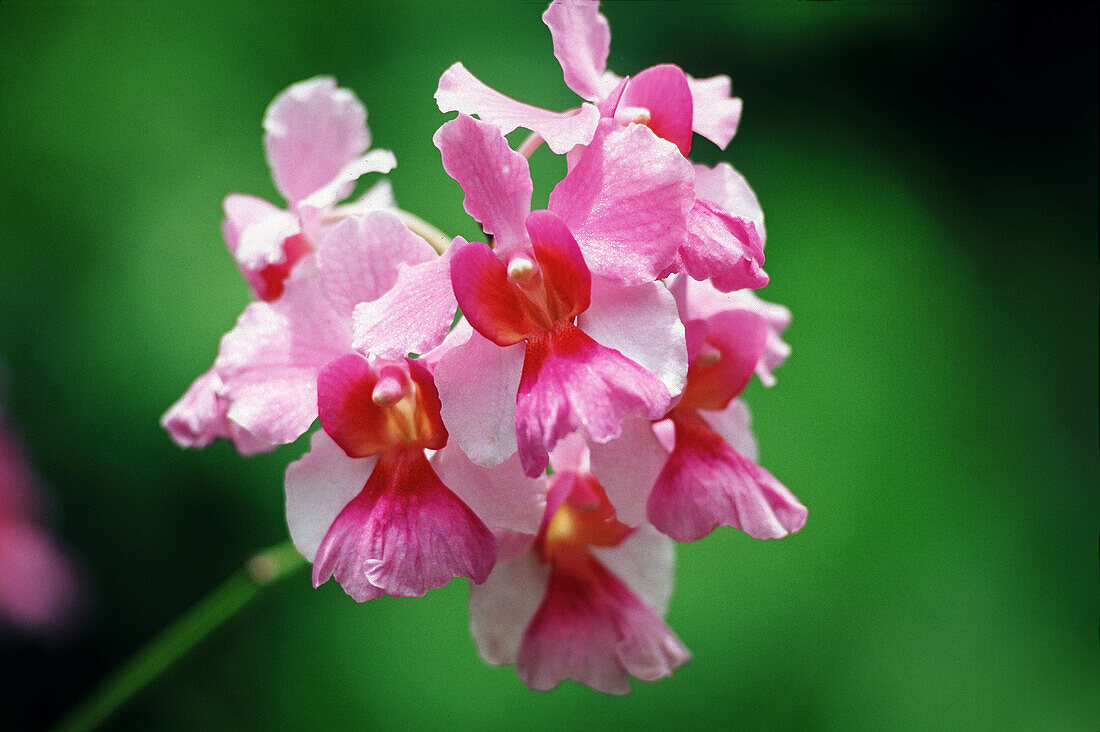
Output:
left=163, top=0, right=805, bottom=694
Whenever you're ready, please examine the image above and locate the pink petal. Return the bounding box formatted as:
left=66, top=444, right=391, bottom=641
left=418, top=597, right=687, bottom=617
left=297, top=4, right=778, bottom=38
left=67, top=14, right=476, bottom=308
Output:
left=693, top=162, right=765, bottom=247
left=542, top=0, right=611, bottom=101
left=678, top=309, right=770, bottom=412
left=587, top=415, right=668, bottom=527
left=216, top=260, right=350, bottom=445
left=516, top=324, right=670, bottom=477
left=517, top=552, right=689, bottom=693
left=312, top=448, right=497, bottom=601
left=670, top=198, right=768, bottom=292
left=433, top=115, right=531, bottom=252
left=222, top=193, right=306, bottom=301
left=547, top=432, right=590, bottom=475
left=578, top=277, right=687, bottom=398
left=620, top=64, right=694, bottom=157
left=435, top=63, right=601, bottom=155
left=468, top=550, right=549, bottom=666
left=285, top=430, right=378, bottom=561
left=161, top=368, right=273, bottom=456
left=686, top=74, right=743, bottom=150
left=648, top=413, right=806, bottom=542
left=263, top=77, right=370, bottom=205
left=434, top=322, right=525, bottom=467
left=699, top=398, right=758, bottom=463
left=317, top=212, right=436, bottom=321
left=431, top=443, right=546, bottom=535
left=352, top=242, right=458, bottom=360
left=549, top=122, right=694, bottom=284
left=526, top=209, right=591, bottom=323
left=670, top=276, right=791, bottom=388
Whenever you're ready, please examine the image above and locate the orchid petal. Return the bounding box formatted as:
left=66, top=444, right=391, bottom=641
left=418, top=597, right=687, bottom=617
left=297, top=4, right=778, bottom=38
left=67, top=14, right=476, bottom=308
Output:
left=620, top=64, right=694, bottom=157
left=671, top=198, right=768, bottom=292
left=578, top=277, right=687, bottom=399
left=312, top=448, right=496, bottom=601
left=587, top=415, right=668, bottom=527
left=468, top=550, right=549, bottom=666
left=285, top=429, right=378, bottom=561
left=648, top=414, right=806, bottom=542
left=263, top=77, right=370, bottom=204
left=318, top=211, right=436, bottom=321
left=434, top=322, right=525, bottom=467
left=590, top=524, right=675, bottom=615
left=686, top=74, right=743, bottom=150
left=693, top=162, right=765, bottom=247
left=434, top=115, right=532, bottom=252
left=431, top=443, right=546, bottom=535
left=436, top=63, right=600, bottom=154
left=161, top=368, right=273, bottom=456
left=542, top=0, right=611, bottom=101
left=549, top=122, right=693, bottom=284
left=516, top=324, right=670, bottom=477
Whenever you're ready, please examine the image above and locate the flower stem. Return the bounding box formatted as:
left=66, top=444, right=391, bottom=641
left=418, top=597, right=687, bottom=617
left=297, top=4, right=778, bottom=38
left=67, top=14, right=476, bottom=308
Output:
left=52, top=542, right=307, bottom=732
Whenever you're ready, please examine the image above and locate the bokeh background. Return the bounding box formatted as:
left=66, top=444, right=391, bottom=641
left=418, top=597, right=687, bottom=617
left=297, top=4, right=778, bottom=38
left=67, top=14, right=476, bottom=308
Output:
left=0, top=1, right=1096, bottom=729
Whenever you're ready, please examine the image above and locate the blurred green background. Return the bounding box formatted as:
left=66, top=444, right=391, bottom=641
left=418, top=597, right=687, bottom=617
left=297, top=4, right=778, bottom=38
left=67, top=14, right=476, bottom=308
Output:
left=1, top=1, right=1096, bottom=729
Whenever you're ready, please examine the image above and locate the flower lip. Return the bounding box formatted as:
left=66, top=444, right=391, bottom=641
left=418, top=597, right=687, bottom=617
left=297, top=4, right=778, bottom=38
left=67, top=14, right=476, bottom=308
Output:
left=537, top=471, right=633, bottom=563
left=318, top=354, right=448, bottom=458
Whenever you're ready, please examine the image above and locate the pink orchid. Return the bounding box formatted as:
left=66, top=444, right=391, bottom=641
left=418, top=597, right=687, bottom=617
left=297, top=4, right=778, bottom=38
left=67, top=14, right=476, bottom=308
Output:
left=285, top=354, right=545, bottom=601
left=225, top=77, right=396, bottom=303
left=164, top=210, right=439, bottom=453
left=163, top=77, right=400, bottom=454
left=0, top=410, right=81, bottom=637
left=420, top=114, right=689, bottom=476
left=436, top=0, right=766, bottom=293
left=592, top=275, right=805, bottom=542
left=469, top=436, right=688, bottom=694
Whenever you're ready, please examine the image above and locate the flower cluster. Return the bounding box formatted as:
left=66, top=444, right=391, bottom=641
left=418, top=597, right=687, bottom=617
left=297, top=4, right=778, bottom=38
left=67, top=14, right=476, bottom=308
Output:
left=163, top=0, right=805, bottom=694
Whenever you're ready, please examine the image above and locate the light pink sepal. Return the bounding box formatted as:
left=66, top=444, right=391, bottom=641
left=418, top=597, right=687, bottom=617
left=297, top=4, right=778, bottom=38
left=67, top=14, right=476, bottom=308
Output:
left=686, top=75, right=743, bottom=150
left=669, top=199, right=768, bottom=292
left=263, top=77, right=370, bottom=205
left=434, top=115, right=532, bottom=252
left=161, top=368, right=273, bottom=456
left=435, top=63, right=601, bottom=154
left=542, top=0, right=611, bottom=101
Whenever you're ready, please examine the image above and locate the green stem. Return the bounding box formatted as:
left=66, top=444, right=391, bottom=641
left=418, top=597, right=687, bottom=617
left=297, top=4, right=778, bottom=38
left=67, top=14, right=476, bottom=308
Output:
left=52, top=541, right=307, bottom=732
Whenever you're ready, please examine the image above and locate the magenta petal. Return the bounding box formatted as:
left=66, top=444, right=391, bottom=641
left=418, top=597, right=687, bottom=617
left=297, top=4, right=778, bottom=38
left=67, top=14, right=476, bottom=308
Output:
left=311, top=448, right=497, bottom=601
left=674, top=199, right=768, bottom=292
left=516, top=324, right=670, bottom=477
left=0, top=518, right=80, bottom=636
left=620, top=64, right=694, bottom=157
left=435, top=323, right=525, bottom=467
left=517, top=553, right=689, bottom=694
left=542, top=0, right=611, bottom=101
left=686, top=74, right=743, bottom=150
left=648, top=414, right=807, bottom=542
left=549, top=123, right=694, bottom=284
left=434, top=115, right=532, bottom=252
left=435, top=63, right=601, bottom=154
left=352, top=242, right=458, bottom=360
left=263, top=77, right=370, bottom=204
left=318, top=212, right=437, bottom=321
left=451, top=239, right=541, bottom=346
left=525, top=210, right=591, bottom=322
